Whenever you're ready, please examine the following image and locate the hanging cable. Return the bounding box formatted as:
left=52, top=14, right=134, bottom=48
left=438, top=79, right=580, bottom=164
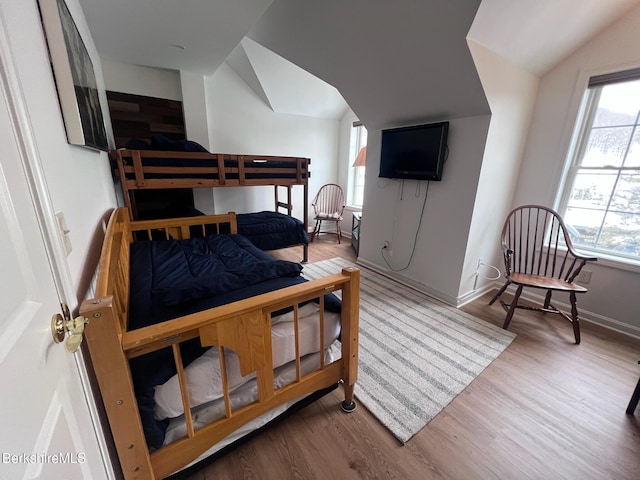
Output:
left=381, top=181, right=430, bottom=272
left=477, top=261, right=502, bottom=281
left=472, top=261, right=502, bottom=290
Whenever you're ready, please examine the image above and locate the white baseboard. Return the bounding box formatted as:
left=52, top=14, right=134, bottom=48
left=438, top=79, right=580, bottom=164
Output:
left=456, top=283, right=496, bottom=307
left=355, top=258, right=459, bottom=306
left=505, top=285, right=640, bottom=340
left=463, top=280, right=640, bottom=341
left=354, top=259, right=640, bottom=341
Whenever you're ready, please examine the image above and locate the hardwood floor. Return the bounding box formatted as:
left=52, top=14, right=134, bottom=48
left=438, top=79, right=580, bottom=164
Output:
left=188, top=239, right=640, bottom=480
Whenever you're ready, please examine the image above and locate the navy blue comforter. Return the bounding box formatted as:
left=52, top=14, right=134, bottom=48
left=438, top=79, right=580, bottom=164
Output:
left=131, top=234, right=303, bottom=318
left=127, top=233, right=337, bottom=449
left=237, top=211, right=309, bottom=251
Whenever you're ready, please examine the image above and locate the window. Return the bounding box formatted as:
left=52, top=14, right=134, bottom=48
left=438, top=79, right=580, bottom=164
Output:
left=558, top=69, right=640, bottom=263
left=348, top=123, right=367, bottom=207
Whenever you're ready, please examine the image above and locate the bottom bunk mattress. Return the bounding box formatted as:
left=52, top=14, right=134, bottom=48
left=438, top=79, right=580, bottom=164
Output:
left=154, top=302, right=341, bottom=419
left=128, top=231, right=339, bottom=450
left=160, top=207, right=309, bottom=252
left=164, top=343, right=342, bottom=476
left=236, top=211, right=309, bottom=251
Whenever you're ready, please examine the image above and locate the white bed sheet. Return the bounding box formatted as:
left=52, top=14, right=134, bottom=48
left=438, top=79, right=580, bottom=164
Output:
left=164, top=342, right=342, bottom=474
left=154, top=303, right=341, bottom=420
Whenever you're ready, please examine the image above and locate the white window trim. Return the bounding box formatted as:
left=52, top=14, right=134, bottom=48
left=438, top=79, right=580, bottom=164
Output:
left=347, top=123, right=366, bottom=209
left=555, top=66, right=640, bottom=268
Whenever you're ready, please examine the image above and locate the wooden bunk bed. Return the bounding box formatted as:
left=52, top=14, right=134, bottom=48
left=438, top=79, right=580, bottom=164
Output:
left=111, top=148, right=311, bottom=262
left=79, top=208, right=359, bottom=479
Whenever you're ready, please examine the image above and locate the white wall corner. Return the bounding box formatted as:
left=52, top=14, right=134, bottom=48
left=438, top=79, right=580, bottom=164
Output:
left=180, top=70, right=211, bottom=148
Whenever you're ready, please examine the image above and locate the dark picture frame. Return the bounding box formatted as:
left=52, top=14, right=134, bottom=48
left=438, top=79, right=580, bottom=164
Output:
left=38, top=0, right=108, bottom=151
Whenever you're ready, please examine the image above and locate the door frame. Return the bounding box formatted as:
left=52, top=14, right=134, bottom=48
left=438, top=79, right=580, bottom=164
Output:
left=0, top=6, right=114, bottom=477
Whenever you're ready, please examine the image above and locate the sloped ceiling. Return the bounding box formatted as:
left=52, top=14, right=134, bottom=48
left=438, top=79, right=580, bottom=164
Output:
left=79, top=0, right=640, bottom=124
left=248, top=0, right=489, bottom=128
left=469, top=0, right=640, bottom=76
left=227, top=38, right=349, bottom=119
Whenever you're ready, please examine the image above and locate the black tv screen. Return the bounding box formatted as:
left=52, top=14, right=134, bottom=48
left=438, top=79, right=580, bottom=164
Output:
left=379, top=121, right=449, bottom=181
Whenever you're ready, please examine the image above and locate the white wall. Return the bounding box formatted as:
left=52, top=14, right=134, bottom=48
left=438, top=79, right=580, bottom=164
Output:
left=336, top=108, right=361, bottom=239
left=102, top=60, right=182, bottom=100
left=180, top=71, right=211, bottom=147
left=202, top=62, right=340, bottom=221
left=100, top=57, right=344, bottom=226
left=179, top=70, right=217, bottom=213
left=2, top=0, right=117, bottom=301
left=337, top=109, right=357, bottom=198
left=459, top=41, right=539, bottom=302
left=513, top=5, right=640, bottom=336
left=358, top=115, right=491, bottom=304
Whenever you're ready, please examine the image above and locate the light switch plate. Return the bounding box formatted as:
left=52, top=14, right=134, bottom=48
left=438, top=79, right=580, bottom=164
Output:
left=55, top=212, right=72, bottom=256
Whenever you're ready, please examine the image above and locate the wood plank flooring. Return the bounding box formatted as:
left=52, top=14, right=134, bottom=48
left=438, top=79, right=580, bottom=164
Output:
left=188, top=239, right=640, bottom=480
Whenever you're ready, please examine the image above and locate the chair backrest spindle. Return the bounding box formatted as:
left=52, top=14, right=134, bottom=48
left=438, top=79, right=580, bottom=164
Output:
left=312, top=184, right=345, bottom=218
left=501, top=205, right=586, bottom=281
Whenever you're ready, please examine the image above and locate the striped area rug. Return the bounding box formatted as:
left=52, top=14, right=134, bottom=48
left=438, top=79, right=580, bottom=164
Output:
left=302, top=258, right=515, bottom=444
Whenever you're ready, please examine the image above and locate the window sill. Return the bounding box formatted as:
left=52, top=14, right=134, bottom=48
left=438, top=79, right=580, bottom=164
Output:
left=546, top=245, right=640, bottom=274
left=582, top=250, right=640, bottom=274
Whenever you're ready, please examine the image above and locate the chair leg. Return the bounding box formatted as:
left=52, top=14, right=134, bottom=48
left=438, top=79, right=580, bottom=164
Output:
left=569, top=291, right=580, bottom=344
left=544, top=290, right=552, bottom=309
left=503, top=285, right=523, bottom=330
left=489, top=281, right=510, bottom=306
left=336, top=221, right=341, bottom=244
left=627, top=371, right=640, bottom=415
left=311, top=220, right=320, bottom=242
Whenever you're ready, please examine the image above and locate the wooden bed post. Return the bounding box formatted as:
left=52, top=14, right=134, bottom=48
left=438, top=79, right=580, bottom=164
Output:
left=340, top=267, right=360, bottom=412
left=80, top=296, right=154, bottom=479
left=82, top=206, right=358, bottom=477
left=303, top=176, right=309, bottom=263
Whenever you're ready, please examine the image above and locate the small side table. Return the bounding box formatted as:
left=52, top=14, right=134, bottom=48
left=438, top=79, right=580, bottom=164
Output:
left=351, top=211, right=362, bottom=256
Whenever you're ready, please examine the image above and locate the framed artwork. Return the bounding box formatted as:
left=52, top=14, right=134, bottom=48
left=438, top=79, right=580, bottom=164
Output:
left=38, top=0, right=108, bottom=151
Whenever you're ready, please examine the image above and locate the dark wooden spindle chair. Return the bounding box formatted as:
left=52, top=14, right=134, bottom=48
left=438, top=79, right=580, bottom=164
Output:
left=489, top=205, right=597, bottom=344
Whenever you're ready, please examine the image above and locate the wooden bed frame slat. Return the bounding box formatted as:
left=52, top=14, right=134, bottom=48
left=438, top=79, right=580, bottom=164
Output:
left=172, top=344, right=195, bottom=438
left=81, top=208, right=359, bottom=479
left=112, top=149, right=310, bottom=262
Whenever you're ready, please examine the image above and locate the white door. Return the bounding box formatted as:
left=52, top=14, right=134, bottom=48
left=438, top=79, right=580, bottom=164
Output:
left=0, top=34, right=109, bottom=480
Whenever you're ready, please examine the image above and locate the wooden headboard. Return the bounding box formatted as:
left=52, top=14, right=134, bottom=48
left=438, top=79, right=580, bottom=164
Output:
left=106, top=91, right=185, bottom=149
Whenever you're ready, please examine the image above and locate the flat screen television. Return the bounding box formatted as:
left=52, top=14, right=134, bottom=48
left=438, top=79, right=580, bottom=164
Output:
left=379, top=121, right=449, bottom=181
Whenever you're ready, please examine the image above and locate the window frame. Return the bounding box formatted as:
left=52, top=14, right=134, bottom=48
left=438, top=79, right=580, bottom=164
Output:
left=347, top=123, right=367, bottom=208
left=556, top=68, right=640, bottom=269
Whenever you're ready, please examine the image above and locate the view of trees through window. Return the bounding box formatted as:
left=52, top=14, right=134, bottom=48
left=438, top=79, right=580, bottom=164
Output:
left=561, top=78, right=640, bottom=261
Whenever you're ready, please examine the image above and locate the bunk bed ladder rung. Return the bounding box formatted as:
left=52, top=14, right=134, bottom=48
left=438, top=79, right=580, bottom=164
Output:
left=274, top=185, right=293, bottom=215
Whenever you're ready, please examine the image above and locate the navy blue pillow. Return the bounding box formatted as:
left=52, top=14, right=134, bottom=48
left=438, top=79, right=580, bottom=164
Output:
left=150, top=134, right=209, bottom=152
left=125, top=138, right=151, bottom=150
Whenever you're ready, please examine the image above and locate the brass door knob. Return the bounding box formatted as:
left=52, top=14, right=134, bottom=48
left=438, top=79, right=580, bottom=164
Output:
left=51, top=307, right=89, bottom=353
